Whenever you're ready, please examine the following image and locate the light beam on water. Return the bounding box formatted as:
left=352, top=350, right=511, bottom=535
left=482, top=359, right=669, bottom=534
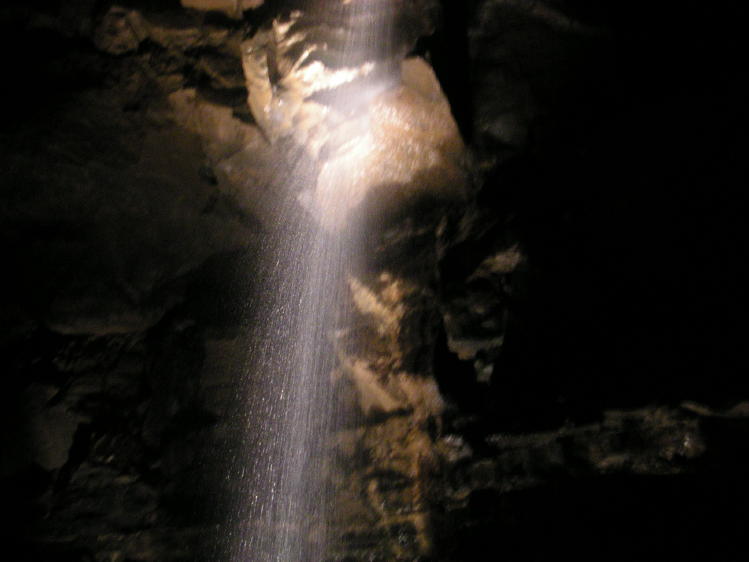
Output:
left=227, top=2, right=394, bottom=560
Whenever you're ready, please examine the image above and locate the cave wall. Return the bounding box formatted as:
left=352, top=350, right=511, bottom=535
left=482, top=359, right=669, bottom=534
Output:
left=430, top=1, right=749, bottom=559
left=2, top=1, right=748, bottom=561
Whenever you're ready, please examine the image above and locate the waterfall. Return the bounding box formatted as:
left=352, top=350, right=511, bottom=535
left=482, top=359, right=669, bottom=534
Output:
left=228, top=170, right=351, bottom=561
left=226, top=1, right=395, bottom=559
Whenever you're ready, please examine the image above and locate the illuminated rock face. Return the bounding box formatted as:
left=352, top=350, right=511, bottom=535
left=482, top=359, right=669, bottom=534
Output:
left=326, top=270, right=447, bottom=559
left=231, top=7, right=464, bottom=558
left=312, top=57, right=468, bottom=231
left=241, top=6, right=467, bottom=231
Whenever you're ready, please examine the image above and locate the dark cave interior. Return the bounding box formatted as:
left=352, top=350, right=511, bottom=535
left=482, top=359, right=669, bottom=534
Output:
left=2, top=1, right=748, bottom=560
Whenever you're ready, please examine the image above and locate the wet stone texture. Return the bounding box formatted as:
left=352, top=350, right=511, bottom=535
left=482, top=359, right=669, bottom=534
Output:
left=3, top=1, right=749, bottom=561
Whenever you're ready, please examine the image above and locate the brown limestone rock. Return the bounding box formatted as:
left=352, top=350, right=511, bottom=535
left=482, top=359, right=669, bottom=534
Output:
left=239, top=8, right=468, bottom=232
left=312, top=57, right=469, bottom=232
left=93, top=6, right=148, bottom=55
left=181, top=0, right=264, bottom=18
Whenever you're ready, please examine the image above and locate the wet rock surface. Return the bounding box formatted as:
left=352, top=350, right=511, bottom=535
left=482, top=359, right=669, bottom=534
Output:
left=2, top=1, right=748, bottom=561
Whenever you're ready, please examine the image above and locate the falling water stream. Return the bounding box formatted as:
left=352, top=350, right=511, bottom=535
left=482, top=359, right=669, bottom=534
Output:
left=228, top=180, right=350, bottom=561
left=227, top=2, right=395, bottom=560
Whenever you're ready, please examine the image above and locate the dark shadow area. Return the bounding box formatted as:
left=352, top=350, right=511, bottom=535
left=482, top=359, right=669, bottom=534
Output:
left=434, top=469, right=749, bottom=561
left=434, top=0, right=749, bottom=429
left=429, top=3, right=749, bottom=559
